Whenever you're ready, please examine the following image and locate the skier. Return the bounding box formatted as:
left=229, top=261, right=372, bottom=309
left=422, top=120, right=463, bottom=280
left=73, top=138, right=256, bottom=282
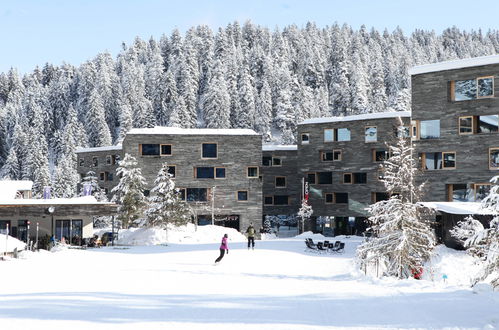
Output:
left=214, top=234, right=229, bottom=264
left=246, top=223, right=256, bottom=250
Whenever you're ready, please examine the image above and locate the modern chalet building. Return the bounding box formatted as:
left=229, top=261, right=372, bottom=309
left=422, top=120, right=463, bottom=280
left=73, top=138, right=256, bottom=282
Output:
left=261, top=145, right=301, bottom=225
left=410, top=55, right=499, bottom=204
left=296, top=111, right=412, bottom=235
left=77, top=127, right=263, bottom=231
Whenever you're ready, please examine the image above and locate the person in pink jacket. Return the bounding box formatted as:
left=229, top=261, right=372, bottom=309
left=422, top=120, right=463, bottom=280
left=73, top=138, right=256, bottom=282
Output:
left=215, top=234, right=229, bottom=263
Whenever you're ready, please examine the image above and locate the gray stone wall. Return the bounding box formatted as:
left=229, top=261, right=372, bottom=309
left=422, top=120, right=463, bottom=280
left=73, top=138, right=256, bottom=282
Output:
left=76, top=149, right=124, bottom=196
left=412, top=64, right=499, bottom=202
left=261, top=148, right=300, bottom=218
left=122, top=133, right=263, bottom=231
left=297, top=115, right=411, bottom=219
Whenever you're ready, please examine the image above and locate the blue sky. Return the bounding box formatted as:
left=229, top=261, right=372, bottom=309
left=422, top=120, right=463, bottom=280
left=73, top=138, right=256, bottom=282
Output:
left=1, top=0, right=499, bottom=73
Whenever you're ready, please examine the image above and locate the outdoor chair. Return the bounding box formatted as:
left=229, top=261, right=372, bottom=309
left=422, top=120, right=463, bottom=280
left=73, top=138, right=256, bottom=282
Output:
left=305, top=239, right=318, bottom=252
left=317, top=242, right=329, bottom=254
left=331, top=242, right=345, bottom=253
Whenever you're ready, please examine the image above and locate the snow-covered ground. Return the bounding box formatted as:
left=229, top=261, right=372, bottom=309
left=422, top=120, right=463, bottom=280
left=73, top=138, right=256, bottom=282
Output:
left=0, top=226, right=497, bottom=329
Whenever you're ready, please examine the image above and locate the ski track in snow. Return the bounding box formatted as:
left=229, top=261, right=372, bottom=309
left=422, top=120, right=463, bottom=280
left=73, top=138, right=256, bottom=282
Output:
left=0, top=236, right=497, bottom=330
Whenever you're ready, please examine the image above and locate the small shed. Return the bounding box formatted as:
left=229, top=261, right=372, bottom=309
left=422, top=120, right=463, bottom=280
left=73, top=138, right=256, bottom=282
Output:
left=419, top=202, right=494, bottom=249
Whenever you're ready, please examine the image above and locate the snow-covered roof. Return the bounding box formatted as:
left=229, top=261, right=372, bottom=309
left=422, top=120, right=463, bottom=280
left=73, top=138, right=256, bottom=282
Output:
left=419, top=202, right=495, bottom=215
left=409, top=55, right=499, bottom=75
left=299, top=111, right=411, bottom=125
left=75, top=145, right=123, bottom=154
left=0, top=196, right=116, bottom=206
left=0, top=180, right=33, bottom=200
left=262, top=145, right=298, bottom=151
left=127, top=126, right=259, bottom=136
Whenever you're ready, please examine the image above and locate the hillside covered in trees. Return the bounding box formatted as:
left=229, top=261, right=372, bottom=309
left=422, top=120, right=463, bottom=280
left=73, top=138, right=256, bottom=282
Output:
left=0, top=22, right=498, bottom=197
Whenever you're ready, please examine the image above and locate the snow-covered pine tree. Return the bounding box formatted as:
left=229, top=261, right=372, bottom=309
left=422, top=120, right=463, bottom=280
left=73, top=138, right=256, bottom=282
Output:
left=297, top=198, right=313, bottom=233
left=85, top=89, right=112, bottom=147
left=79, top=170, right=108, bottom=201
left=52, top=154, right=78, bottom=198
left=357, top=125, right=436, bottom=279
left=203, top=59, right=230, bottom=128
left=145, top=163, right=190, bottom=238
left=111, top=154, right=147, bottom=228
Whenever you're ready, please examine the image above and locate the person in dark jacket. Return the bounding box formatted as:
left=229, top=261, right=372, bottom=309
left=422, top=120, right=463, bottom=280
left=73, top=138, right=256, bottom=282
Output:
left=215, top=234, right=229, bottom=263
left=246, top=223, right=256, bottom=250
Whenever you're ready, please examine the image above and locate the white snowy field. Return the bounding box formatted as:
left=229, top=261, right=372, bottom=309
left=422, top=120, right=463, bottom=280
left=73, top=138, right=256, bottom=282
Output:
left=0, top=227, right=497, bottom=330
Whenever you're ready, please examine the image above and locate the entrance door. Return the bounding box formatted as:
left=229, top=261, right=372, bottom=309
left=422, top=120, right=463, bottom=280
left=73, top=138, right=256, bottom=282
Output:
left=55, top=220, right=70, bottom=241
left=17, top=220, right=29, bottom=243
left=0, top=220, right=11, bottom=235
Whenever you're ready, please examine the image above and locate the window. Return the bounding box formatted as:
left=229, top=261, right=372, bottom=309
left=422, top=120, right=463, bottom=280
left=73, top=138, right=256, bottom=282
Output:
left=478, top=115, right=499, bottom=133
left=167, top=165, right=176, bottom=178
left=343, top=173, right=352, bottom=184
left=237, top=190, right=248, bottom=201
left=106, top=155, right=112, bottom=165
left=275, top=176, right=286, bottom=188
left=196, top=167, right=214, bottom=179
left=247, top=167, right=259, bottom=178
left=264, top=196, right=273, bottom=205
left=453, top=76, right=494, bottom=101
left=333, top=149, right=342, bottom=161
left=334, top=193, right=348, bottom=204
left=317, top=172, right=332, bottom=184
left=365, top=126, right=377, bottom=142
left=215, top=167, right=225, bottom=179
left=202, top=143, right=217, bottom=158
left=273, top=195, right=289, bottom=205
left=105, top=172, right=113, bottom=181
left=99, top=172, right=105, bottom=181
left=353, top=173, right=367, bottom=184
left=373, top=149, right=389, bottom=162
left=187, top=188, right=208, bottom=202
left=443, top=152, right=456, bottom=169
left=272, top=157, right=281, bottom=166
left=92, top=157, right=98, bottom=167
left=325, top=193, right=333, bottom=204
left=79, top=158, right=84, bottom=167
left=262, top=156, right=272, bottom=166
left=178, top=188, right=186, bottom=201
left=411, top=120, right=418, bottom=139
left=321, top=151, right=334, bottom=162
left=307, top=173, right=316, bottom=184
left=301, top=133, right=310, bottom=144
left=372, top=192, right=390, bottom=203
left=141, top=144, right=160, bottom=156
left=475, top=183, right=491, bottom=201
left=489, top=148, right=499, bottom=169
left=459, top=116, right=473, bottom=134
left=447, top=184, right=473, bottom=202
left=161, top=144, right=172, bottom=156
left=420, top=120, right=440, bottom=139
left=324, top=128, right=351, bottom=142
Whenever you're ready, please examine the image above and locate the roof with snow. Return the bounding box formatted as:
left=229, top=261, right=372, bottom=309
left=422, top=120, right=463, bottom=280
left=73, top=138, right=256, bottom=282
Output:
left=127, top=126, right=259, bottom=136
left=75, top=145, right=123, bottom=154
left=419, top=202, right=495, bottom=215
left=262, top=145, right=298, bottom=151
left=0, top=180, right=33, bottom=200
left=0, top=196, right=116, bottom=206
left=409, top=55, right=499, bottom=75
left=299, top=111, right=411, bottom=125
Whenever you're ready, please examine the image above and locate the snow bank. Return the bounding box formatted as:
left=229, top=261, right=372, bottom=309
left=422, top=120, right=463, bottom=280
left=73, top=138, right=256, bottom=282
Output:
left=100, top=224, right=248, bottom=246
left=294, top=231, right=326, bottom=241
left=0, top=234, right=26, bottom=253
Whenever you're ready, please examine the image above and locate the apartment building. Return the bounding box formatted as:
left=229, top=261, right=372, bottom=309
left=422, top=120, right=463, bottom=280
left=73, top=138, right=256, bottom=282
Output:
left=296, top=111, right=412, bottom=234
left=77, top=127, right=262, bottom=231
left=410, top=55, right=499, bottom=203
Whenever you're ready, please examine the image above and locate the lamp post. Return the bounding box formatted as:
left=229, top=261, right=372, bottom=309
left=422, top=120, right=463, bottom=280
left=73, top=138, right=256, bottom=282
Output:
left=211, top=186, right=216, bottom=225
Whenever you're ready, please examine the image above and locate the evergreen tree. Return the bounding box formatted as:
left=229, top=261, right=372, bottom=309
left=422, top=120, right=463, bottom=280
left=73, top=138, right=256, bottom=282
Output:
left=79, top=170, right=108, bottom=201
left=52, top=154, right=78, bottom=198
left=145, top=163, right=190, bottom=236
left=297, top=198, right=313, bottom=233
left=203, top=59, right=230, bottom=128
left=86, top=89, right=112, bottom=147
left=111, top=154, right=147, bottom=228
left=357, top=125, right=436, bottom=279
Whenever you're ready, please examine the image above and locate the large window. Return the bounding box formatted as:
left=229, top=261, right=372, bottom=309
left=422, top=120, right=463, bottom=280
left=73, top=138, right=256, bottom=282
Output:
left=420, top=120, right=440, bottom=139
left=478, top=115, right=499, bottom=133
left=489, top=148, right=499, bottom=169
left=372, top=192, right=390, bottom=203
left=301, top=133, right=310, bottom=144
left=202, top=143, right=217, bottom=158
left=334, top=193, right=348, bottom=204
left=273, top=195, right=289, bottom=205
left=365, top=126, right=377, bottom=142
left=324, top=128, right=351, bottom=142
left=459, top=116, right=473, bottom=134
left=263, top=156, right=283, bottom=167
left=422, top=152, right=456, bottom=170
left=321, top=151, right=334, bottom=162
left=187, top=188, right=208, bottom=202
left=447, top=183, right=491, bottom=202
left=196, top=167, right=215, bottom=179
left=317, top=172, right=332, bottom=184
left=141, top=144, right=160, bottom=156
left=453, top=76, right=494, bottom=101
